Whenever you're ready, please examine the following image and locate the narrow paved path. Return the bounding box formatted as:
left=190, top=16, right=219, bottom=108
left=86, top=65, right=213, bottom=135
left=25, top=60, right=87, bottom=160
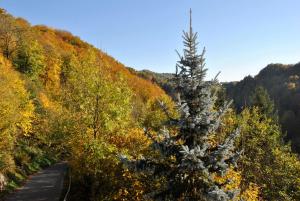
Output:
left=5, top=162, right=67, bottom=201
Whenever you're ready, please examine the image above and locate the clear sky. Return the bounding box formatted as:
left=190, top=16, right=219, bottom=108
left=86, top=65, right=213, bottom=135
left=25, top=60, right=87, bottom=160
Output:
left=1, top=0, right=300, bottom=81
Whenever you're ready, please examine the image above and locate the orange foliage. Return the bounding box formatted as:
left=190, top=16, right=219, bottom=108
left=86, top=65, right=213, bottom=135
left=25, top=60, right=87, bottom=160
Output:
left=31, top=23, right=167, bottom=105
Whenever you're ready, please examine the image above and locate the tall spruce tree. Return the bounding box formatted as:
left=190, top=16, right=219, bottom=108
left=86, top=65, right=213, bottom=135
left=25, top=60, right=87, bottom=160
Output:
left=122, top=10, right=241, bottom=201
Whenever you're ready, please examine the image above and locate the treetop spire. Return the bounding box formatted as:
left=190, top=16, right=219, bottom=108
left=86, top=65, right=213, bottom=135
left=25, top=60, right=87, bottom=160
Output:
left=189, top=8, right=193, bottom=36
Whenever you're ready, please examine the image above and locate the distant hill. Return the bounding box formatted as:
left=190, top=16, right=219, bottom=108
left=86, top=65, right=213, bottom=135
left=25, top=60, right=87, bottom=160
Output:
left=126, top=68, right=176, bottom=98
left=224, top=63, right=300, bottom=152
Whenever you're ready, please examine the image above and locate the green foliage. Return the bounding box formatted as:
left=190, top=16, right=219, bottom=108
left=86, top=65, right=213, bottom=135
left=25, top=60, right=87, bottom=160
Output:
left=61, top=49, right=152, bottom=200
left=64, top=49, right=133, bottom=138
left=249, top=86, right=277, bottom=121
left=14, top=39, right=45, bottom=80
left=143, top=96, right=177, bottom=131
left=60, top=53, right=79, bottom=85
left=238, top=108, right=300, bottom=200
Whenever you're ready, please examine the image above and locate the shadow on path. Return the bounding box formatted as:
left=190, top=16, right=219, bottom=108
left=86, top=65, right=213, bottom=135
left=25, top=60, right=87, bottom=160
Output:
left=5, top=162, right=67, bottom=201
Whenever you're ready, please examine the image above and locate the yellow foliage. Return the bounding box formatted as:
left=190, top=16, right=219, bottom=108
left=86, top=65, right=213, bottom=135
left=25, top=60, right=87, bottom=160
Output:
left=287, top=82, right=296, bottom=90
left=213, top=168, right=241, bottom=191
left=240, top=183, right=261, bottom=201
left=38, top=92, right=61, bottom=112
left=18, top=99, right=35, bottom=135
left=143, top=95, right=177, bottom=130
left=112, top=169, right=146, bottom=201
left=0, top=10, right=176, bottom=199
left=44, top=55, right=62, bottom=91
left=109, top=128, right=151, bottom=156
left=213, top=168, right=261, bottom=201
left=0, top=54, right=34, bottom=136
left=0, top=54, right=35, bottom=172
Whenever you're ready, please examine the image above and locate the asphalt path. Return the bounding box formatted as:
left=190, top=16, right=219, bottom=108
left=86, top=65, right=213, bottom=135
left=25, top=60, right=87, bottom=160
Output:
left=5, top=162, right=67, bottom=201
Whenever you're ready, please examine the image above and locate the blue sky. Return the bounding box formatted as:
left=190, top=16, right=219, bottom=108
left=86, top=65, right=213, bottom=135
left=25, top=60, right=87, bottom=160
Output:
left=1, top=0, right=300, bottom=81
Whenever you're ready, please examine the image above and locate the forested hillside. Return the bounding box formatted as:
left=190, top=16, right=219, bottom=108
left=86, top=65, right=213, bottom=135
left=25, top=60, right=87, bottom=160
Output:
left=126, top=68, right=176, bottom=98
left=1, top=8, right=300, bottom=201
left=0, top=8, right=172, bottom=200
left=134, top=64, right=300, bottom=153
left=224, top=63, right=300, bottom=152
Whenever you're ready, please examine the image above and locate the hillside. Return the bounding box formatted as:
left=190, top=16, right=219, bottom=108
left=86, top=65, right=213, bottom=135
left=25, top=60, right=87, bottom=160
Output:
left=126, top=68, right=176, bottom=98
left=224, top=62, right=300, bottom=152
left=1, top=7, right=300, bottom=201
left=131, top=64, right=300, bottom=153
left=0, top=8, right=173, bottom=200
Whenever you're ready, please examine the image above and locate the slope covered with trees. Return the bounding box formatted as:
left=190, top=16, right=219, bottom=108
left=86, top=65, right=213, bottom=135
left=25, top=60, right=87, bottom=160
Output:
left=0, top=7, right=300, bottom=201
left=0, top=8, right=171, bottom=199
left=131, top=65, right=300, bottom=200
left=127, top=68, right=176, bottom=98
left=224, top=63, right=300, bottom=152
left=134, top=63, right=300, bottom=154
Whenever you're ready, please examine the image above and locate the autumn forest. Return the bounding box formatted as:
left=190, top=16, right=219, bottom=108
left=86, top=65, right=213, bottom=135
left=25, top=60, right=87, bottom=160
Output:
left=0, top=6, right=300, bottom=201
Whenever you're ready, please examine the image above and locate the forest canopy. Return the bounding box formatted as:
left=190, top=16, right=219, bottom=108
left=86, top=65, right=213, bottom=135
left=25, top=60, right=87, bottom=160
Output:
left=0, top=7, right=300, bottom=201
